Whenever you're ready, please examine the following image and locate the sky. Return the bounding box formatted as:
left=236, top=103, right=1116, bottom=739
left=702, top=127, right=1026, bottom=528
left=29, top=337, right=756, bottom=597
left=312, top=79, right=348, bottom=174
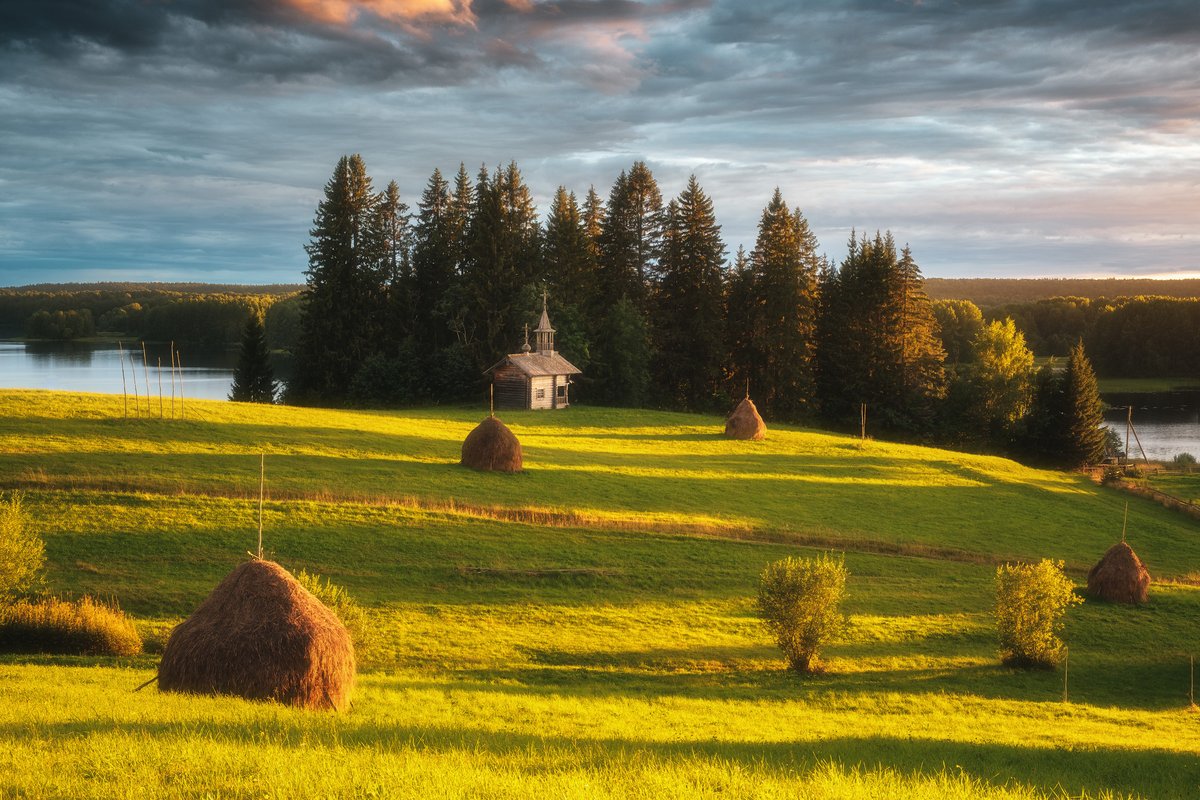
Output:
left=2, top=0, right=1199, bottom=287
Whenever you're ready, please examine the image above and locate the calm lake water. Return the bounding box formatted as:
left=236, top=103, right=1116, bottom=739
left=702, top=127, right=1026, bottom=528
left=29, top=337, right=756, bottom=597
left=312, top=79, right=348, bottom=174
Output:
left=2, top=341, right=1197, bottom=457
left=0, top=341, right=239, bottom=401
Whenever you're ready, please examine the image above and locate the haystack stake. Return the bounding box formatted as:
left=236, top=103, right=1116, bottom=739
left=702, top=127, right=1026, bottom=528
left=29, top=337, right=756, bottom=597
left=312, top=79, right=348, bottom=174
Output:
left=860, top=403, right=867, bottom=442
left=130, top=350, right=140, bottom=417
left=117, top=341, right=128, bottom=419
left=489, top=384, right=494, bottom=418
left=141, top=342, right=151, bottom=417
left=157, top=357, right=164, bottom=419
left=176, top=349, right=185, bottom=420
left=1190, top=655, right=1196, bottom=709
left=169, top=341, right=177, bottom=419
left=257, top=452, right=265, bottom=559
left=1121, top=501, right=1129, bottom=543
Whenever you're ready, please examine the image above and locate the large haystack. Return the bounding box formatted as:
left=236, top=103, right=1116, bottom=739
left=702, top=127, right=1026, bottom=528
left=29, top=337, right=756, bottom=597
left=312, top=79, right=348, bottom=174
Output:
left=725, top=396, right=766, bottom=441
left=158, top=559, right=355, bottom=710
left=1087, top=541, right=1150, bottom=604
left=461, top=415, right=523, bottom=472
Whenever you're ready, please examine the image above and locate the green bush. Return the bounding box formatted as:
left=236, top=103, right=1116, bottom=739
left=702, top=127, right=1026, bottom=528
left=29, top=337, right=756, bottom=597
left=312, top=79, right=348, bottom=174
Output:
left=0, top=492, right=44, bottom=601
left=0, top=596, right=142, bottom=656
left=296, top=568, right=373, bottom=662
left=756, top=553, right=848, bottom=673
left=1173, top=452, right=1197, bottom=469
left=995, top=559, right=1082, bottom=669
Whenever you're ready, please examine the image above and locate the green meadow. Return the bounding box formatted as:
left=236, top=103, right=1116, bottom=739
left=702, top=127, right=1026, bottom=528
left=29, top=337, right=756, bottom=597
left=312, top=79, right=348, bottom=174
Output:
left=2, top=389, right=1199, bottom=799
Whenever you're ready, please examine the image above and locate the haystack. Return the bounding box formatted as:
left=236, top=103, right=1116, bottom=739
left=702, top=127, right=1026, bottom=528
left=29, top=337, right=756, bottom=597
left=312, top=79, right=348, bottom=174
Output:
left=725, top=396, right=766, bottom=440
left=461, top=415, right=523, bottom=472
left=1087, top=541, right=1150, bottom=604
left=157, top=559, right=355, bottom=710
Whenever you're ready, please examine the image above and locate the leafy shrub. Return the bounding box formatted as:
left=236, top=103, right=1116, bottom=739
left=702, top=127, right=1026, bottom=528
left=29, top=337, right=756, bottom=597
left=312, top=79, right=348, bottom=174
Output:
left=0, top=492, right=44, bottom=601
left=756, top=553, right=848, bottom=673
left=295, top=569, right=373, bottom=662
left=995, top=559, right=1082, bottom=669
left=1173, top=452, right=1197, bottom=469
left=0, top=596, right=142, bottom=656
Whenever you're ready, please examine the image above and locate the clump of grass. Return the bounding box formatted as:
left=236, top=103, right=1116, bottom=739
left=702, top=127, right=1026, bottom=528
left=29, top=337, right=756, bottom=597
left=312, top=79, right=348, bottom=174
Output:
left=295, top=568, right=374, bottom=664
left=0, top=596, right=142, bottom=656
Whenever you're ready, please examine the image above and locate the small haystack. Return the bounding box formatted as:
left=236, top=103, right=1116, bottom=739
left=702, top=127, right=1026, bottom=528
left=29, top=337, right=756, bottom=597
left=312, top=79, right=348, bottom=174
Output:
left=725, top=396, right=766, bottom=441
left=1087, top=541, right=1151, bottom=604
left=461, top=415, right=523, bottom=472
left=157, top=559, right=355, bottom=710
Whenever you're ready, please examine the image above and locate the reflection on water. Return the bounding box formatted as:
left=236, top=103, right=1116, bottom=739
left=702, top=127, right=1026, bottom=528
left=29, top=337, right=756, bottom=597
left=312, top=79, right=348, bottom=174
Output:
left=1103, top=391, right=1200, bottom=461
left=0, top=341, right=241, bottom=401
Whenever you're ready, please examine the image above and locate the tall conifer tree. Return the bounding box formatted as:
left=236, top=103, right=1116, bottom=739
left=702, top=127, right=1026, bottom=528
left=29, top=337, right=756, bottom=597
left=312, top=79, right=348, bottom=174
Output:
left=229, top=311, right=276, bottom=403
left=411, top=168, right=455, bottom=353
left=743, top=190, right=821, bottom=419
left=292, top=154, right=380, bottom=402
left=654, top=175, right=726, bottom=408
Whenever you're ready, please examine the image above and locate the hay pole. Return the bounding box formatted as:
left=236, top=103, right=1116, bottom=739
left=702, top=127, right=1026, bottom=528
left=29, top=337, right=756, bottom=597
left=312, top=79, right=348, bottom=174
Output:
left=489, top=384, right=494, bottom=418
left=117, top=341, right=128, bottom=420
left=176, top=348, right=185, bottom=420
left=132, top=674, right=157, bottom=693
left=1191, top=655, right=1196, bottom=708
left=129, top=350, right=140, bottom=417
left=257, top=452, right=265, bottom=559
left=169, top=341, right=176, bottom=419
left=157, top=357, right=164, bottom=419
left=141, top=342, right=151, bottom=417
left=860, top=403, right=867, bottom=442
left=1121, top=501, right=1129, bottom=543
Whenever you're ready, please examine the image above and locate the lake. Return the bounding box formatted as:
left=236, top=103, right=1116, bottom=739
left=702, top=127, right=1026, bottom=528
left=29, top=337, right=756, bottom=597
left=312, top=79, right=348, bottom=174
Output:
left=0, top=340, right=240, bottom=401
left=2, top=341, right=1197, bottom=457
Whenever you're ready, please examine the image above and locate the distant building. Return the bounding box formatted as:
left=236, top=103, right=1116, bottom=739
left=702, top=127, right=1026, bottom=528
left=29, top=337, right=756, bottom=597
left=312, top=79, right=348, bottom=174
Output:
left=485, top=298, right=582, bottom=410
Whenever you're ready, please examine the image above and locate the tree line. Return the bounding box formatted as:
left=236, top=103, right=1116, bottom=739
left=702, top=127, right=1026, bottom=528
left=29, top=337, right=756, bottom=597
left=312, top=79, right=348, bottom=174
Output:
left=290, top=154, right=1106, bottom=467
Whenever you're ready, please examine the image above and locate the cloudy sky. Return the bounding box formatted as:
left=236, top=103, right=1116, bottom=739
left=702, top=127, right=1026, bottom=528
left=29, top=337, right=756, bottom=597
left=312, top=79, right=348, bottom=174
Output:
left=2, top=0, right=1198, bottom=286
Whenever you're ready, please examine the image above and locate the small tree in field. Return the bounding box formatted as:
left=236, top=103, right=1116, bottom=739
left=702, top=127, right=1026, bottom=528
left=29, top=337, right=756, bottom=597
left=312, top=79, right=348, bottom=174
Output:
left=229, top=312, right=276, bottom=403
left=995, top=559, right=1081, bottom=669
left=757, top=553, right=847, bottom=673
left=0, top=492, right=44, bottom=601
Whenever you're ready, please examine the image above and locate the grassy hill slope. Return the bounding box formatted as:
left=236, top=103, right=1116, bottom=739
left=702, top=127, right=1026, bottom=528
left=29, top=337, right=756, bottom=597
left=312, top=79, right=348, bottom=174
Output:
left=2, top=390, right=1199, bottom=799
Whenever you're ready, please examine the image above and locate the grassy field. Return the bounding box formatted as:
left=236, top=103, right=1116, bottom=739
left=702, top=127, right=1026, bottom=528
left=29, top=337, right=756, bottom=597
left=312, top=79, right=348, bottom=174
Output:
left=2, top=389, right=1199, bottom=799
left=1095, top=377, right=1200, bottom=394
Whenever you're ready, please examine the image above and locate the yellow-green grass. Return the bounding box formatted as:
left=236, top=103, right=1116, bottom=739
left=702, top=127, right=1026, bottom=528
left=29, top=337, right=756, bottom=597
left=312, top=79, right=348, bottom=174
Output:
left=4, top=389, right=1200, bottom=798
left=1143, top=472, right=1200, bottom=505
left=1, top=390, right=1193, bottom=570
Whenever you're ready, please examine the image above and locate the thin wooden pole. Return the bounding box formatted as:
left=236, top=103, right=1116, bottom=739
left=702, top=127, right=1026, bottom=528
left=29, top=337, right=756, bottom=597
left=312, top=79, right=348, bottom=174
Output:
left=140, top=342, right=151, bottom=417
left=1128, top=414, right=1150, bottom=464
left=130, top=350, right=140, bottom=417
left=1125, top=406, right=1132, bottom=469
left=1190, top=655, right=1195, bottom=708
left=169, top=341, right=176, bottom=420
left=176, top=349, right=185, bottom=420
left=117, top=341, right=128, bottom=420
left=257, top=452, right=265, bottom=559
left=1121, top=501, right=1129, bottom=543
left=489, top=384, right=494, bottom=418
left=860, top=403, right=867, bottom=442
left=157, top=357, right=164, bottom=419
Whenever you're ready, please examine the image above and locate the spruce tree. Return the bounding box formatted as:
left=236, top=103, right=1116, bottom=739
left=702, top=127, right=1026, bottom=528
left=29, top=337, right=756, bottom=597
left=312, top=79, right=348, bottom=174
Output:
left=654, top=175, right=726, bottom=409
left=229, top=312, right=276, bottom=403
left=724, top=245, right=758, bottom=400
left=743, top=190, right=821, bottom=419
left=597, top=162, right=664, bottom=311
left=1062, top=340, right=1107, bottom=466
left=411, top=168, right=455, bottom=354
left=544, top=186, right=595, bottom=310
left=291, top=154, right=380, bottom=402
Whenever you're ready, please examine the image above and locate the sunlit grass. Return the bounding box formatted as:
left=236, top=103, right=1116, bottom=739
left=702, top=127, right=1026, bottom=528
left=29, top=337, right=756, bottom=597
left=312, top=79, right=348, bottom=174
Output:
left=3, top=389, right=1200, bottom=798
